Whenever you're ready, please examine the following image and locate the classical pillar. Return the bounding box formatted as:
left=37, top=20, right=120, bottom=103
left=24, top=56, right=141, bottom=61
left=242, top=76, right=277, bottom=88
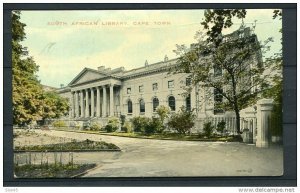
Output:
left=91, top=88, right=95, bottom=117
left=85, top=89, right=89, bottom=118
left=256, top=99, right=273, bottom=148
left=80, top=90, right=84, bottom=117
left=96, top=86, right=100, bottom=117
left=102, top=86, right=107, bottom=117
left=71, top=92, right=75, bottom=118
left=110, top=84, right=114, bottom=116
left=75, top=91, right=79, bottom=118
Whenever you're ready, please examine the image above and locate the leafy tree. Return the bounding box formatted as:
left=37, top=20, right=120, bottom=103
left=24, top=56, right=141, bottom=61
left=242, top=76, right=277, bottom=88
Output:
left=12, top=11, right=44, bottom=125
left=167, top=107, right=196, bottom=134
left=41, top=91, right=69, bottom=121
left=201, top=9, right=247, bottom=46
left=173, top=9, right=275, bottom=134
left=12, top=11, right=69, bottom=125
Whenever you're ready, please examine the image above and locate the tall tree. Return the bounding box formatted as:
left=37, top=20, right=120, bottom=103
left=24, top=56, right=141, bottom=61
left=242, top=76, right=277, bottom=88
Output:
left=12, top=11, right=69, bottom=125
left=173, top=9, right=273, bottom=134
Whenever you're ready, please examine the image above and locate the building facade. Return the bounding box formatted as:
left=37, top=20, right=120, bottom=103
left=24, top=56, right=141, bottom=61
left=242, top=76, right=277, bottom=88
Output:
left=57, top=27, right=262, bottom=133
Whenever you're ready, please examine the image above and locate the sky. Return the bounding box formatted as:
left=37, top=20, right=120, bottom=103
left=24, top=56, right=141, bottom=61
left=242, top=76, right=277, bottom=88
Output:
left=20, top=9, right=282, bottom=88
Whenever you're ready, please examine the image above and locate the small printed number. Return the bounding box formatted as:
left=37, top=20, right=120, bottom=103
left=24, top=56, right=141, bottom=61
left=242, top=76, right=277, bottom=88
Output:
left=5, top=188, right=18, bottom=192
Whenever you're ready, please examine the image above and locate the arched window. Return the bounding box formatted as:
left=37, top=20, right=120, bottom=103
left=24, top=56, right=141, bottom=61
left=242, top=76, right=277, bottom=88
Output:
left=153, top=97, right=159, bottom=112
left=186, top=94, right=191, bottom=111
left=168, top=96, right=176, bottom=111
left=139, top=99, right=145, bottom=113
left=128, top=100, right=132, bottom=114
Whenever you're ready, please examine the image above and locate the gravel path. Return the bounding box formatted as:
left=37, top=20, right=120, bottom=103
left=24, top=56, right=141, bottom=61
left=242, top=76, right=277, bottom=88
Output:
left=25, top=129, right=283, bottom=177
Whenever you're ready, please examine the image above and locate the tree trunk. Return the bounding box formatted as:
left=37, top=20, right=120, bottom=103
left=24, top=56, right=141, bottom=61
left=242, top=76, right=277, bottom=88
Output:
left=235, top=109, right=241, bottom=134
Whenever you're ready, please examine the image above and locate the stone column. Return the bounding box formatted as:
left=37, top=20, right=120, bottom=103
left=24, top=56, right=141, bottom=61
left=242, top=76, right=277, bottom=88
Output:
left=91, top=88, right=95, bottom=117
left=85, top=89, right=89, bottom=118
left=110, top=84, right=114, bottom=116
left=74, top=91, right=78, bottom=118
left=256, top=99, right=273, bottom=148
left=102, top=86, right=107, bottom=117
left=96, top=86, right=100, bottom=117
left=71, top=92, right=75, bottom=118
left=80, top=90, right=84, bottom=117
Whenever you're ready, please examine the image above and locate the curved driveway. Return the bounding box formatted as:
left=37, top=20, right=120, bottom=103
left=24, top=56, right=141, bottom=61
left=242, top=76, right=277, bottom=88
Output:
left=33, top=130, right=283, bottom=177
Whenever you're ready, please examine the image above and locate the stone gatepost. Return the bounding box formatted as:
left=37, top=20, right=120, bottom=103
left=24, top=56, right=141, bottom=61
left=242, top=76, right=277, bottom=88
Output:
left=256, top=99, right=273, bottom=148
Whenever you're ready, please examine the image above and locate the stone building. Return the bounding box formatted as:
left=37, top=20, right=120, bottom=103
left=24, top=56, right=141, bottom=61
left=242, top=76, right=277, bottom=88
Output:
left=57, top=27, right=263, bottom=133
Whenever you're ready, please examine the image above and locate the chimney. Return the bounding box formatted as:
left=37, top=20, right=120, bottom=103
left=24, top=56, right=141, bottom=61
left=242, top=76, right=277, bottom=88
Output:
left=145, top=60, right=148, bottom=67
left=164, top=55, right=168, bottom=62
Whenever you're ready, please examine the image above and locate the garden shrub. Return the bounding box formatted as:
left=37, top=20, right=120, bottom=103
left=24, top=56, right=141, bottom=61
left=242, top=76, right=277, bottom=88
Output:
left=104, top=118, right=119, bottom=132
left=131, top=116, right=150, bottom=132
left=144, top=117, right=162, bottom=135
left=203, top=121, right=214, bottom=137
left=90, top=122, right=102, bottom=131
left=122, top=121, right=133, bottom=133
left=216, top=120, right=226, bottom=134
left=52, top=120, right=66, bottom=128
left=167, top=108, right=196, bottom=134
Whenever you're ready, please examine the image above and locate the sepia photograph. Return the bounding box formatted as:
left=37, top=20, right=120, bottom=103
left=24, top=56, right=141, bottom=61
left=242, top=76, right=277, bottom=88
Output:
left=11, top=8, right=284, bottom=178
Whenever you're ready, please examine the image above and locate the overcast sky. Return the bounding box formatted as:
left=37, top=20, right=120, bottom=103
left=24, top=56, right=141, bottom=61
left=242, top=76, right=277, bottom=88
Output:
left=20, top=9, right=282, bottom=88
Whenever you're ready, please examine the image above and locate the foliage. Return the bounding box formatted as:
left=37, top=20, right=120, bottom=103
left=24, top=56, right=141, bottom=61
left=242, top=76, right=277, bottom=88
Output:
left=216, top=121, right=226, bottom=133
left=14, top=138, right=120, bottom=151
left=12, top=11, right=69, bottom=125
left=104, top=118, right=119, bottom=132
left=52, top=120, right=66, bottom=128
left=201, top=9, right=247, bottom=46
left=203, top=122, right=214, bottom=137
left=41, top=91, right=69, bottom=120
left=90, top=122, right=102, bottom=131
left=131, top=116, right=151, bottom=132
left=173, top=9, right=274, bottom=133
left=122, top=121, right=133, bottom=133
left=156, top=105, right=170, bottom=123
left=167, top=107, right=196, bottom=134
left=144, top=117, right=163, bottom=135
left=14, top=163, right=96, bottom=178
left=120, top=115, right=126, bottom=127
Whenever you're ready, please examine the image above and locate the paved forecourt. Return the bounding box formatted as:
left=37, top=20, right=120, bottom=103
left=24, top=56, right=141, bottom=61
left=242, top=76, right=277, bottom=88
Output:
left=32, top=129, right=283, bottom=177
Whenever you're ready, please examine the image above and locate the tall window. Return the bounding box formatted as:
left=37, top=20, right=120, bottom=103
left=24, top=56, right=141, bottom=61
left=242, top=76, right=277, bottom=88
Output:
left=139, top=99, right=145, bottom=113
left=186, top=94, right=191, bottom=111
left=168, top=96, right=176, bottom=111
left=152, top=83, right=158, bottom=91
left=214, top=88, right=224, bottom=114
left=127, top=87, right=131, bottom=94
left=153, top=97, right=159, bottom=112
left=168, top=80, right=174, bottom=88
left=128, top=100, right=132, bottom=114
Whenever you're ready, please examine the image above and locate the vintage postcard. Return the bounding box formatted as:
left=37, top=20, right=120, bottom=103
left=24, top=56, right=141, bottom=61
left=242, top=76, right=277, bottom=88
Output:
left=12, top=9, right=283, bottom=178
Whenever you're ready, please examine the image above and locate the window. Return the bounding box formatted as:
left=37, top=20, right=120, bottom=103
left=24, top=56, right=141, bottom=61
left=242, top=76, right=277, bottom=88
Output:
left=168, top=80, right=174, bottom=88
left=152, top=83, right=158, bottom=91
left=128, top=100, right=132, bottom=114
left=214, top=88, right=224, bottom=114
left=214, top=66, right=222, bottom=76
left=139, top=99, right=145, bottom=113
left=153, top=97, right=159, bottom=112
left=186, top=78, right=191, bottom=86
left=127, top=87, right=131, bottom=94
left=186, top=94, right=191, bottom=111
left=139, top=85, right=144, bottom=93
left=168, top=96, right=176, bottom=111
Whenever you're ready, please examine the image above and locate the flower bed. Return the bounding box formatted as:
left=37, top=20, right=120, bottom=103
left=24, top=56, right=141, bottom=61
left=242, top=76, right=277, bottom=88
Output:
left=14, top=139, right=120, bottom=152
left=14, top=163, right=96, bottom=178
